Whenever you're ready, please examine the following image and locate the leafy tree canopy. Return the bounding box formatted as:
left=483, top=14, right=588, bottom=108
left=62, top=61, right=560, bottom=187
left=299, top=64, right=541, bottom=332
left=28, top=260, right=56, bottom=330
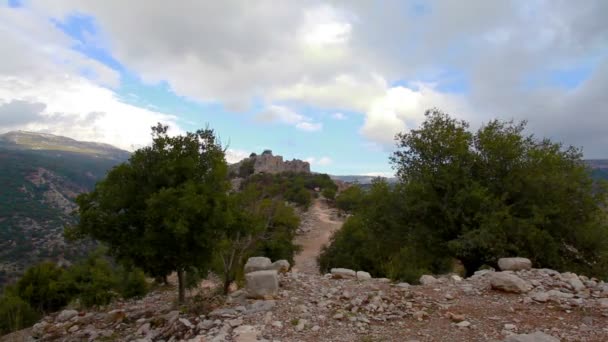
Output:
left=67, top=124, right=230, bottom=302
left=321, top=109, right=608, bottom=282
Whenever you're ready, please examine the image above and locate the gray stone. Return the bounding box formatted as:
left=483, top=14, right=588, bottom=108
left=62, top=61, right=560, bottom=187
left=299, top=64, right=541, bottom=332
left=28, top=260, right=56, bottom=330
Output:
left=209, top=308, right=238, bottom=318
left=356, top=271, right=372, bottom=280
left=498, top=257, right=532, bottom=271
left=419, top=275, right=438, bottom=285
left=331, top=268, right=356, bottom=279
left=490, top=272, right=531, bottom=293
left=57, top=309, right=78, bottom=322
left=562, top=272, right=585, bottom=292
left=232, top=325, right=260, bottom=342
left=531, top=292, right=549, bottom=302
left=269, top=260, right=290, bottom=273
left=245, top=300, right=276, bottom=314
left=246, top=270, right=279, bottom=298
left=244, top=257, right=272, bottom=274
left=504, top=331, right=560, bottom=342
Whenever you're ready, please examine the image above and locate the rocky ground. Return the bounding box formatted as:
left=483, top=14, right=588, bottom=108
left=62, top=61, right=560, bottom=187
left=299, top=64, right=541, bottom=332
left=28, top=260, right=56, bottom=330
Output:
left=3, top=199, right=608, bottom=342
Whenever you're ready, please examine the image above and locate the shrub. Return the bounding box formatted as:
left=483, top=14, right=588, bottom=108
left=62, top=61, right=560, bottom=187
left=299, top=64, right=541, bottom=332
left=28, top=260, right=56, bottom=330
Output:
left=0, top=292, right=39, bottom=335
left=16, top=262, right=69, bottom=312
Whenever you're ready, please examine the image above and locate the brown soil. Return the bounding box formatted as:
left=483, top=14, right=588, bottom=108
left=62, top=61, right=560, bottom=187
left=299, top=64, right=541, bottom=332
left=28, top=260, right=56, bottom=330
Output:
left=293, top=198, right=344, bottom=274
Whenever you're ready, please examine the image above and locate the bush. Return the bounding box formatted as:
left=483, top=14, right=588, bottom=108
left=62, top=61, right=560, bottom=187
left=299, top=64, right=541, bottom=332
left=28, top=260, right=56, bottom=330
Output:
left=335, top=186, right=364, bottom=212
left=60, top=253, right=119, bottom=307
left=118, top=268, right=148, bottom=299
left=322, top=187, right=336, bottom=200
left=0, top=293, right=39, bottom=335
left=16, top=262, right=69, bottom=312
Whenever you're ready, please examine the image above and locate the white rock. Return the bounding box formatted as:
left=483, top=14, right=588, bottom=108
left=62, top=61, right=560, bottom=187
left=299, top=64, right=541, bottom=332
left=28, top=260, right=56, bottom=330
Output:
left=356, top=271, right=372, bottom=280
left=57, top=309, right=78, bottom=322
left=531, top=292, right=549, bottom=302
left=489, top=272, right=531, bottom=293
left=331, top=268, right=356, bottom=279
left=498, top=257, right=532, bottom=271
left=598, top=298, right=608, bottom=308
left=179, top=318, right=194, bottom=329
left=233, top=325, right=260, bottom=342
left=455, top=321, right=471, bottom=328
left=546, top=290, right=574, bottom=299
left=246, top=270, right=279, bottom=299
left=244, top=257, right=272, bottom=274
left=562, top=272, right=585, bottom=292
left=504, top=331, right=560, bottom=342
left=295, top=319, right=307, bottom=331
left=504, top=323, right=517, bottom=331
left=450, top=275, right=463, bottom=282
left=419, top=275, right=438, bottom=285
left=269, top=260, right=290, bottom=273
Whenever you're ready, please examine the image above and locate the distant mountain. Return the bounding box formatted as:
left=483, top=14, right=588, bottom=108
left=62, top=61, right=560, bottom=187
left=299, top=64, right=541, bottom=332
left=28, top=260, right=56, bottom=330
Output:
left=0, top=131, right=129, bottom=286
left=586, top=159, right=608, bottom=182
left=0, top=131, right=130, bottom=160
left=330, top=175, right=397, bottom=185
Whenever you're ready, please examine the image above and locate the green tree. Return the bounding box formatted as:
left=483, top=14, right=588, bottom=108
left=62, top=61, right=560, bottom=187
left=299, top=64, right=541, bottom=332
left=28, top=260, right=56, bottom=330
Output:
left=321, top=109, right=608, bottom=282
left=216, top=183, right=300, bottom=294
left=390, top=109, right=608, bottom=276
left=67, top=124, right=230, bottom=303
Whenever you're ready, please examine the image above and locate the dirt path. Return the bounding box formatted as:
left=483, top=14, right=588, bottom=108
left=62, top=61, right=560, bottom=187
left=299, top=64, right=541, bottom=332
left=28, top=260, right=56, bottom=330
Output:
left=293, top=198, right=343, bottom=274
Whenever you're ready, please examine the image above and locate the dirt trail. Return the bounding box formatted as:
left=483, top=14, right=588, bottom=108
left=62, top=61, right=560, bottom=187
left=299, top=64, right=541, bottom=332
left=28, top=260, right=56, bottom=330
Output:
left=293, top=198, right=343, bottom=274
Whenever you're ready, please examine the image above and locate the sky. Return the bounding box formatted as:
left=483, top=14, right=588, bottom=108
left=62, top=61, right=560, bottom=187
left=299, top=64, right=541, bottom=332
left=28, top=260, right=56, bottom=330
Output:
left=0, top=1, right=607, bottom=176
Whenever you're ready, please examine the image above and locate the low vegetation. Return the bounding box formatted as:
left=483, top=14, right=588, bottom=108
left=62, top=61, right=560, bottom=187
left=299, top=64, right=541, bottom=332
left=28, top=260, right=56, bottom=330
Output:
left=0, top=250, right=147, bottom=335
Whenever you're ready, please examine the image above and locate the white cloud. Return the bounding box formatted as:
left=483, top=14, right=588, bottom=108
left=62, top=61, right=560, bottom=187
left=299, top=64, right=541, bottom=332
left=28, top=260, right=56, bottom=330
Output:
left=225, top=148, right=249, bottom=164
left=331, top=112, right=346, bottom=120
left=305, top=156, right=332, bottom=166
left=257, top=105, right=322, bottom=132
left=360, top=84, right=471, bottom=145
left=0, top=6, right=181, bottom=151
left=10, top=1, right=608, bottom=157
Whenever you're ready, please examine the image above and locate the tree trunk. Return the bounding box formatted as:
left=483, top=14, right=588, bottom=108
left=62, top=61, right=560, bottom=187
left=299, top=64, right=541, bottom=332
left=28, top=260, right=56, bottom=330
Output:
left=223, top=275, right=233, bottom=295
left=177, top=268, right=186, bottom=304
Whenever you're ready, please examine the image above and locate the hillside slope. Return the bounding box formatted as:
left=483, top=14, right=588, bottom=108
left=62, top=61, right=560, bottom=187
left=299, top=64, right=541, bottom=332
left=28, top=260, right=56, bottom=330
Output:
left=0, top=131, right=128, bottom=286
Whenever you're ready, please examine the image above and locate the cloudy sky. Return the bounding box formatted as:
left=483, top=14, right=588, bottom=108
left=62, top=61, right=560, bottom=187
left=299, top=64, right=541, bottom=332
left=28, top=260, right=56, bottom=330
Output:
left=1, top=1, right=607, bottom=175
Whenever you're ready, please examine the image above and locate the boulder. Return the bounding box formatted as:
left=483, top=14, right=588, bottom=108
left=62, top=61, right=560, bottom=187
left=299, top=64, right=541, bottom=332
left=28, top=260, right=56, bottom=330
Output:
left=331, top=268, right=356, bottom=279
left=233, top=325, right=260, bottom=342
left=246, top=270, right=279, bottom=298
left=561, top=272, right=585, bottom=292
left=268, top=260, right=290, bottom=273
left=490, top=272, right=531, bottom=293
left=244, top=257, right=272, bottom=274
left=504, top=331, right=560, bottom=342
left=498, top=257, right=532, bottom=271
left=356, top=271, right=372, bottom=280
left=419, top=275, right=438, bottom=285
left=56, top=309, right=78, bottom=322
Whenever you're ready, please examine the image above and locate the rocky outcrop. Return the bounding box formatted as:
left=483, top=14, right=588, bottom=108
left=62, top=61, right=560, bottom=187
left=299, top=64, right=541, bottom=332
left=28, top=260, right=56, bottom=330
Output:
left=490, top=272, right=532, bottom=293
left=19, top=261, right=608, bottom=342
left=498, top=257, right=532, bottom=271
left=27, top=185, right=608, bottom=342
left=230, top=150, right=310, bottom=176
